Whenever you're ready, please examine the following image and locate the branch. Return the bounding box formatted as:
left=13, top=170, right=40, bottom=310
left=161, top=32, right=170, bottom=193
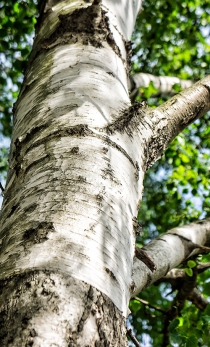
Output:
left=126, top=327, right=143, bottom=347
left=197, top=262, right=210, bottom=273
left=131, top=218, right=210, bottom=297
left=140, top=75, right=210, bottom=170
left=153, top=268, right=209, bottom=311
left=129, top=73, right=194, bottom=98
left=163, top=262, right=210, bottom=277
left=133, top=296, right=167, bottom=314
left=188, top=288, right=209, bottom=311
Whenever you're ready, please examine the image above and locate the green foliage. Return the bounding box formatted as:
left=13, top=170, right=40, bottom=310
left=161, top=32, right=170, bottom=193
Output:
left=131, top=0, right=210, bottom=346
left=168, top=318, right=180, bottom=332
left=0, top=0, right=37, bottom=178
left=167, top=308, right=210, bottom=346
left=129, top=282, right=210, bottom=346
left=135, top=0, right=210, bottom=241
left=133, top=0, right=210, bottom=79
left=129, top=283, right=172, bottom=346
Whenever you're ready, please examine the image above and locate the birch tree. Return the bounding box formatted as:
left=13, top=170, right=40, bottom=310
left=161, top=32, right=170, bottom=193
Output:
left=0, top=1, right=210, bottom=346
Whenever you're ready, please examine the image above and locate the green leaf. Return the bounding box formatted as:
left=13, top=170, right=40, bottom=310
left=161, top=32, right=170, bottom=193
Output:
left=129, top=300, right=141, bottom=313
left=187, top=260, right=197, bottom=268
left=201, top=315, right=210, bottom=324
left=186, top=335, right=197, bottom=347
left=170, top=330, right=182, bottom=344
left=185, top=268, right=193, bottom=277
left=172, top=83, right=182, bottom=92
left=168, top=318, right=180, bottom=332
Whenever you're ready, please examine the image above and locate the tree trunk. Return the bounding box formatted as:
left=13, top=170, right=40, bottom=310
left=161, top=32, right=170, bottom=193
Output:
left=0, top=0, right=142, bottom=345
left=0, top=272, right=127, bottom=346
left=1, top=1, right=210, bottom=346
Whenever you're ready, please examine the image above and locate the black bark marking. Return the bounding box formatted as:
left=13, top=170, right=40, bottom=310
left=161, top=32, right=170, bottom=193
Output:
left=23, top=222, right=55, bottom=244
left=41, top=0, right=121, bottom=58
left=144, top=126, right=169, bottom=171
left=105, top=267, right=117, bottom=281
left=6, top=204, right=19, bottom=219
left=96, top=192, right=104, bottom=208
left=132, top=217, right=142, bottom=236
left=135, top=161, right=140, bottom=180
left=135, top=247, right=156, bottom=272
left=24, top=154, right=50, bottom=176
left=96, top=193, right=103, bottom=201
left=102, top=167, right=114, bottom=180
left=71, top=146, right=79, bottom=154
left=102, top=146, right=108, bottom=153
left=124, top=40, right=133, bottom=75
left=106, top=101, right=147, bottom=136
left=78, top=175, right=86, bottom=182
left=130, top=280, right=136, bottom=294
left=106, top=71, right=115, bottom=77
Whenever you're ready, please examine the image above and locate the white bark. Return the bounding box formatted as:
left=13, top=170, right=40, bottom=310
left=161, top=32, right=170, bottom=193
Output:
left=0, top=0, right=143, bottom=320
left=129, top=72, right=194, bottom=96
left=131, top=219, right=210, bottom=296
left=103, top=0, right=142, bottom=40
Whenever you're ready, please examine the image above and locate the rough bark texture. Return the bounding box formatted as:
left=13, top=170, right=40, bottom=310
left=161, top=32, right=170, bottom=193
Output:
left=0, top=271, right=127, bottom=347
left=1, top=0, right=142, bottom=318
left=0, top=0, right=143, bottom=344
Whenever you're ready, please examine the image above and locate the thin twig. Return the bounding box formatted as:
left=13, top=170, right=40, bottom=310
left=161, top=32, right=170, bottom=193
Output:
left=126, top=327, right=142, bottom=347
left=133, top=296, right=167, bottom=314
